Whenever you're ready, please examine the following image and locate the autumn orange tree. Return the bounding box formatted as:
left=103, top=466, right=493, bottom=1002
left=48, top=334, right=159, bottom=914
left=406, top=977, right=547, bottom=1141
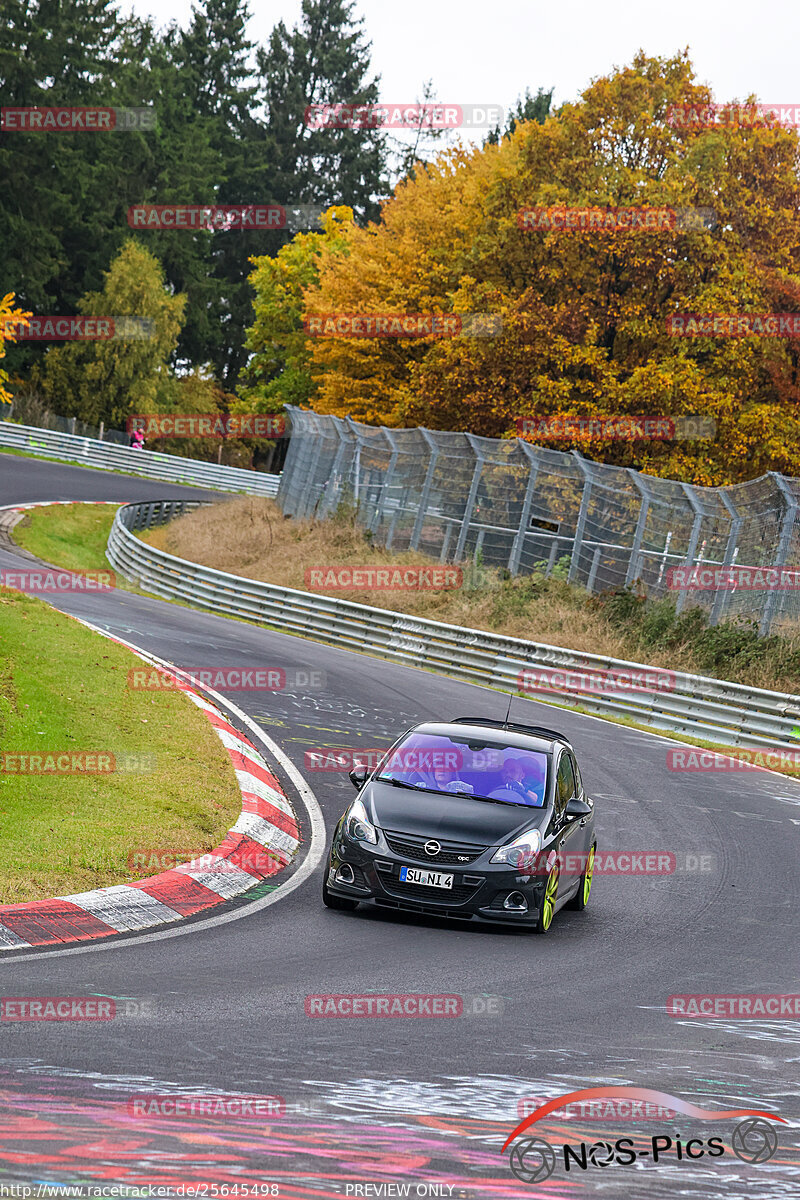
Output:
left=262, top=51, right=800, bottom=485
left=0, top=293, right=31, bottom=407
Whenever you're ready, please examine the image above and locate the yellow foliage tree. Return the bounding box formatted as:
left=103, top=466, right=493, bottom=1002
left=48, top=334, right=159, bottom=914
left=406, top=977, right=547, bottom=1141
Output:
left=0, top=293, right=32, bottom=406
left=282, top=51, right=800, bottom=485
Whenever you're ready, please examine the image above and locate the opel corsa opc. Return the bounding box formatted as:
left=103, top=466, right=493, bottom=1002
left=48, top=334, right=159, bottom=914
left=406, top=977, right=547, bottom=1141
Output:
left=323, top=718, right=596, bottom=933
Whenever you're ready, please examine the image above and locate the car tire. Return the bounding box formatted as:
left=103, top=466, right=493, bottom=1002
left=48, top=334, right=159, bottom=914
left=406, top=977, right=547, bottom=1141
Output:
left=568, top=842, right=596, bottom=911
left=534, top=863, right=559, bottom=934
left=323, top=877, right=358, bottom=911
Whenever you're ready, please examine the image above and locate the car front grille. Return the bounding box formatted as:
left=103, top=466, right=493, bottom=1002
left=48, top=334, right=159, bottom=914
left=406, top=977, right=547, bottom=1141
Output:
left=379, top=876, right=482, bottom=905
left=383, top=829, right=488, bottom=865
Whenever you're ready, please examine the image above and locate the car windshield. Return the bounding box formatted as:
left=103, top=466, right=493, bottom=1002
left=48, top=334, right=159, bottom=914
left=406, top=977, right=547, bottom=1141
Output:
left=375, top=732, right=549, bottom=807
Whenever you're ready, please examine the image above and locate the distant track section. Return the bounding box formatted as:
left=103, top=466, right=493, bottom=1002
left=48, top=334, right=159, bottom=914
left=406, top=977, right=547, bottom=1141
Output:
left=0, top=422, right=280, bottom=496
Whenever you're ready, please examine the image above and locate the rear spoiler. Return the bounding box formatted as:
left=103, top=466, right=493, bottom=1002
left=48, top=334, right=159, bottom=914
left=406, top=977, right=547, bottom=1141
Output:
left=449, top=717, right=571, bottom=746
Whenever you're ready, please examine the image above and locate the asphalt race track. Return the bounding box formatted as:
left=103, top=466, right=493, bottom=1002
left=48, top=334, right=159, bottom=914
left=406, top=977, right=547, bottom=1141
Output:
left=0, top=453, right=797, bottom=1198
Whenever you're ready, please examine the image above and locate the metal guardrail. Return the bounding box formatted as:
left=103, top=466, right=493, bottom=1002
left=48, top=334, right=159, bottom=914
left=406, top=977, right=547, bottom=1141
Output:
left=106, top=499, right=800, bottom=753
left=0, top=422, right=280, bottom=497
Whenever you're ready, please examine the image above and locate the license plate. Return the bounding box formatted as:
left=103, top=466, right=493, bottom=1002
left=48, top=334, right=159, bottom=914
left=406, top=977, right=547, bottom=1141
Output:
left=399, top=866, right=453, bottom=888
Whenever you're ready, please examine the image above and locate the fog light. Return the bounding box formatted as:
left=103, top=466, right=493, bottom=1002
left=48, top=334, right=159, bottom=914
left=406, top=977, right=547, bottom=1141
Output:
left=337, top=863, right=355, bottom=885
left=503, top=891, right=528, bottom=912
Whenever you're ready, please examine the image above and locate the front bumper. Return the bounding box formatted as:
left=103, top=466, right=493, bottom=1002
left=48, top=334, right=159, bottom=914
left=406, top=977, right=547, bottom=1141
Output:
left=326, top=829, right=547, bottom=926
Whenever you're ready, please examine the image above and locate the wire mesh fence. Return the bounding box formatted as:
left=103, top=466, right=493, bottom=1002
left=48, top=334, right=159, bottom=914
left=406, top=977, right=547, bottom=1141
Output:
left=2, top=405, right=131, bottom=444
left=278, top=406, right=800, bottom=637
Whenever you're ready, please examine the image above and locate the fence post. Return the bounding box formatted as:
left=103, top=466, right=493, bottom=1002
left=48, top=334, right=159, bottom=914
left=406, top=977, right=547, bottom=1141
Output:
left=675, top=484, right=704, bottom=615
left=709, top=490, right=742, bottom=626
left=345, top=416, right=364, bottom=510
left=508, top=441, right=540, bottom=575
left=409, top=429, right=440, bottom=551
left=370, top=429, right=399, bottom=536
left=98, top=421, right=104, bottom=442
left=759, top=473, right=799, bottom=637
left=319, top=419, right=350, bottom=518
left=625, top=470, right=652, bottom=586
left=279, top=407, right=316, bottom=515
left=292, top=413, right=321, bottom=518
left=454, top=434, right=486, bottom=562
left=276, top=406, right=301, bottom=509
left=568, top=453, right=593, bottom=585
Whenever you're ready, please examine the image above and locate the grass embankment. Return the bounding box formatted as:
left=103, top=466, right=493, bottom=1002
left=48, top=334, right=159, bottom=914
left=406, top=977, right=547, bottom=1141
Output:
left=0, top=586, right=242, bottom=902
left=138, top=496, right=800, bottom=695
left=14, top=503, right=118, bottom=575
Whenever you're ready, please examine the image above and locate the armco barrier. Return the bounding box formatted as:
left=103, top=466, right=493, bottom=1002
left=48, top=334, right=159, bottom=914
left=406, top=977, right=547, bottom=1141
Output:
left=0, top=422, right=280, bottom=497
left=105, top=500, right=800, bottom=752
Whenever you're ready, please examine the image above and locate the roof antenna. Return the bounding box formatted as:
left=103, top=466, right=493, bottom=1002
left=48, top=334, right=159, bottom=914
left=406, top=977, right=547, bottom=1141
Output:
left=502, top=690, right=513, bottom=729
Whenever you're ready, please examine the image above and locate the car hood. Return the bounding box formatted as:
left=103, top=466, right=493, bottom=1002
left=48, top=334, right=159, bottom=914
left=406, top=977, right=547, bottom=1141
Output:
left=361, top=780, right=543, bottom=845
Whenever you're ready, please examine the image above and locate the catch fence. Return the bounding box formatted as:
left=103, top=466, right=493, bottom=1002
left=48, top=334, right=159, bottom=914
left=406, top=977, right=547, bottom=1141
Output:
left=278, top=407, right=800, bottom=637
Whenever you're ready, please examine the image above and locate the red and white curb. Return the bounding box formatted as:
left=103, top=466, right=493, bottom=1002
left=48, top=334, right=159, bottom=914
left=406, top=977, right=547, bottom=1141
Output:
left=0, top=606, right=302, bottom=952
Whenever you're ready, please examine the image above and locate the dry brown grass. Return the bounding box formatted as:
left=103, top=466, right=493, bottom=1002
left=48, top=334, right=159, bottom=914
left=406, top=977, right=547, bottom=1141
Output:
left=142, top=497, right=631, bottom=651
left=138, top=496, right=800, bottom=692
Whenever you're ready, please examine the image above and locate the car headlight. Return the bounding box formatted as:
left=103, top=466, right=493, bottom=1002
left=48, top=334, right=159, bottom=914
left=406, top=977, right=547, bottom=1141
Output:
left=345, top=798, right=378, bottom=844
left=491, top=828, right=542, bottom=869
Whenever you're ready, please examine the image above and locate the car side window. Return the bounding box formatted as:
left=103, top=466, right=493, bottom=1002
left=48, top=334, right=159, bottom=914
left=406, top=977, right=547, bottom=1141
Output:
left=570, top=753, right=582, bottom=796
left=555, top=754, right=575, bottom=815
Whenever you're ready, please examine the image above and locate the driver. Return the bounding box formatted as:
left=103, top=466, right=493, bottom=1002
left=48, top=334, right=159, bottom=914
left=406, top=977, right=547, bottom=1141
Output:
left=490, top=756, right=545, bottom=806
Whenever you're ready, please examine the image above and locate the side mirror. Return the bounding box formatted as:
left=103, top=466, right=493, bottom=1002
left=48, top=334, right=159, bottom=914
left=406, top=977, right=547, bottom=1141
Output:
left=565, top=796, right=592, bottom=819
left=349, top=765, right=369, bottom=790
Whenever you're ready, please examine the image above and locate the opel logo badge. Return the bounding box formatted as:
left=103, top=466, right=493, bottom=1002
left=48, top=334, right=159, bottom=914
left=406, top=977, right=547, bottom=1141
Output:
left=424, top=840, right=441, bottom=856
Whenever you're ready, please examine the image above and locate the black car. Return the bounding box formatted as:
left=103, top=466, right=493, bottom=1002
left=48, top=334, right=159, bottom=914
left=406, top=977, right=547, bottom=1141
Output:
left=322, top=717, right=596, bottom=933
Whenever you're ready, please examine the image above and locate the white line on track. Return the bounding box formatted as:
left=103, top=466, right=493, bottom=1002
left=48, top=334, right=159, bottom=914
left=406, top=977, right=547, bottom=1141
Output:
left=0, top=623, right=327, bottom=964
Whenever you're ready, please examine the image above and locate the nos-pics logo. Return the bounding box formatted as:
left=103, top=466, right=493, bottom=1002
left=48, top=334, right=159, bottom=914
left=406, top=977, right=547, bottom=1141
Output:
left=503, top=1087, right=784, bottom=1183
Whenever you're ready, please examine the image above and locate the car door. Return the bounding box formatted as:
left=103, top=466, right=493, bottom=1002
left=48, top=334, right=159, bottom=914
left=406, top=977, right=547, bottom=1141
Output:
left=568, top=751, right=593, bottom=864
left=554, top=751, right=582, bottom=901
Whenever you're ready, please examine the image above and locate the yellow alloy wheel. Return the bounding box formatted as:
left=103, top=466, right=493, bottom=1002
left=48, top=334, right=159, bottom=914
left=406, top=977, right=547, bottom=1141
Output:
left=583, top=844, right=595, bottom=905
left=535, top=865, right=559, bottom=934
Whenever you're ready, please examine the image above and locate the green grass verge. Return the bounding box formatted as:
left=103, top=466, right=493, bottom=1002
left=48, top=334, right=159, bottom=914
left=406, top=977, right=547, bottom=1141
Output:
left=13, top=504, right=119, bottom=575
left=0, top=586, right=243, bottom=903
